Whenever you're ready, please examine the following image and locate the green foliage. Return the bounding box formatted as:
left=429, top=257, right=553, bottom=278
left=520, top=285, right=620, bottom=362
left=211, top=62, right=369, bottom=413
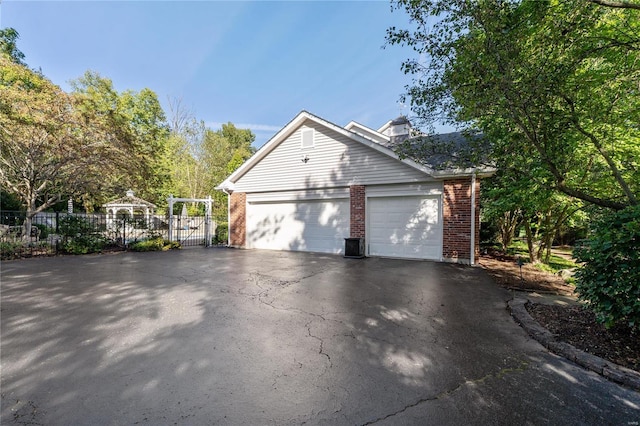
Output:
left=214, top=222, right=228, bottom=245
left=32, top=223, right=50, bottom=240
left=388, top=0, right=640, bottom=210
left=0, top=28, right=26, bottom=65
left=58, top=216, right=108, bottom=254
left=70, top=72, right=171, bottom=210
left=574, top=206, right=640, bottom=329
left=164, top=107, right=256, bottom=221
left=0, top=241, right=22, bottom=260
left=0, top=190, right=22, bottom=211
left=128, top=237, right=181, bottom=252
left=505, top=240, right=577, bottom=275
left=0, top=56, right=86, bottom=214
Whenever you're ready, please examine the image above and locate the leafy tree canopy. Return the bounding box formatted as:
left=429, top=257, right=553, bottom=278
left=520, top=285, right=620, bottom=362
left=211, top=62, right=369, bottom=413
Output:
left=387, top=0, right=640, bottom=210
left=70, top=71, right=171, bottom=208
left=0, top=28, right=26, bottom=65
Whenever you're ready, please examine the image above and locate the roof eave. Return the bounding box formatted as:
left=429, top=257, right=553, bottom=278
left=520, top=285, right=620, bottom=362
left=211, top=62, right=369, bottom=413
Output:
left=431, top=167, right=497, bottom=179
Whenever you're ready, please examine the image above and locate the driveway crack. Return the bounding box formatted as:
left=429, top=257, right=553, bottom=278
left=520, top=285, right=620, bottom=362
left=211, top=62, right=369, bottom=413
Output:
left=360, top=360, right=530, bottom=425
left=306, top=319, right=332, bottom=368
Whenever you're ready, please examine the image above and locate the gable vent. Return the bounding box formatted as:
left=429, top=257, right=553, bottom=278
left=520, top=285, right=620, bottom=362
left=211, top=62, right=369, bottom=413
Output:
left=301, top=128, right=314, bottom=149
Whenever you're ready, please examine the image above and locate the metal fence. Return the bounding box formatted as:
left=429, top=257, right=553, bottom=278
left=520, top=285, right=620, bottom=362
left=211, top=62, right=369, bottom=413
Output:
left=0, top=211, right=215, bottom=260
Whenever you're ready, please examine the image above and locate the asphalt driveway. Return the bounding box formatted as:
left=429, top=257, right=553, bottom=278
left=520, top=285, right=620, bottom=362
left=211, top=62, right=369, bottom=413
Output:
left=1, top=249, right=639, bottom=425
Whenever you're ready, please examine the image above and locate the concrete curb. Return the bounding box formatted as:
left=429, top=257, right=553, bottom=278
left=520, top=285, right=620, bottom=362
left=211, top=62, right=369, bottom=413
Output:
left=508, top=297, right=640, bottom=391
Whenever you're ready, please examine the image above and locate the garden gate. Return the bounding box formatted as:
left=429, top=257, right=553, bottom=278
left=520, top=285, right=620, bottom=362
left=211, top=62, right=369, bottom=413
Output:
left=167, top=195, right=213, bottom=247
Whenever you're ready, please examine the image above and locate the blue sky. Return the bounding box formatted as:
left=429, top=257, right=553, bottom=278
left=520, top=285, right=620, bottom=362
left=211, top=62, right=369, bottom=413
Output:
left=1, top=1, right=425, bottom=148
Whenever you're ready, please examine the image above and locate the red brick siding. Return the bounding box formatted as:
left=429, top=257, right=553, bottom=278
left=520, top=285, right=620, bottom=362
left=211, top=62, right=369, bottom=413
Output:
left=442, top=178, right=480, bottom=264
left=350, top=185, right=366, bottom=238
left=229, top=192, right=246, bottom=247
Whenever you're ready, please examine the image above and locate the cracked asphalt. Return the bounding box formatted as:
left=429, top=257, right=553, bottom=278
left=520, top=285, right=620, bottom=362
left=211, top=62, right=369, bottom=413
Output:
left=1, top=249, right=639, bottom=425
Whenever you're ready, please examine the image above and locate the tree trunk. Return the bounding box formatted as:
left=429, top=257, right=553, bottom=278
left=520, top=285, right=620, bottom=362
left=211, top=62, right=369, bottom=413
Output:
left=498, top=210, right=520, bottom=251
left=523, top=220, right=536, bottom=263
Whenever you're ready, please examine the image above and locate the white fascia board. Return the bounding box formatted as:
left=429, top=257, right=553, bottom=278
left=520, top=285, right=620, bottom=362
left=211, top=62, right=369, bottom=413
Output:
left=344, top=121, right=391, bottom=143
left=431, top=167, right=497, bottom=179
left=377, top=120, right=393, bottom=134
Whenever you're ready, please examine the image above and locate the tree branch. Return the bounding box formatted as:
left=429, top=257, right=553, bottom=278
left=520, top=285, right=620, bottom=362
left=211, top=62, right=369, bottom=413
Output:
left=562, top=94, right=638, bottom=206
left=587, top=0, right=640, bottom=10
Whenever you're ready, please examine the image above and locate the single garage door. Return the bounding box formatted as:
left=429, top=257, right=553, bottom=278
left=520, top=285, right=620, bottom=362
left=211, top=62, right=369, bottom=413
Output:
left=368, top=196, right=442, bottom=260
left=246, top=199, right=349, bottom=254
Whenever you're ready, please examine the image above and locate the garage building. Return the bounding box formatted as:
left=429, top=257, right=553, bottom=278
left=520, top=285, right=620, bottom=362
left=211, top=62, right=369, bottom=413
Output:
left=217, top=111, right=492, bottom=264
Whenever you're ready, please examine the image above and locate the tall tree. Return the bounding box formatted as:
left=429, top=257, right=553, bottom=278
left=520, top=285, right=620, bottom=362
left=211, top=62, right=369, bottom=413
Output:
left=70, top=71, right=171, bottom=208
left=0, top=58, right=123, bottom=234
left=164, top=101, right=255, bottom=219
left=387, top=0, right=640, bottom=210
left=201, top=124, right=255, bottom=220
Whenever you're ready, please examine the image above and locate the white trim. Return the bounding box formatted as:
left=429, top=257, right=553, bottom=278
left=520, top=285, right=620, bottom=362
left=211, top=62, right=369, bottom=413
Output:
left=246, top=188, right=350, bottom=203
left=365, top=182, right=443, bottom=198
left=431, top=167, right=496, bottom=179
left=377, top=120, right=393, bottom=134
left=223, top=188, right=231, bottom=246
left=344, top=121, right=390, bottom=144
left=470, top=174, right=476, bottom=265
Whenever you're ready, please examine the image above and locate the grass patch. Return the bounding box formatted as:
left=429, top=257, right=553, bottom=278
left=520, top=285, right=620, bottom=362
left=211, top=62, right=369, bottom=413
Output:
left=506, top=241, right=577, bottom=274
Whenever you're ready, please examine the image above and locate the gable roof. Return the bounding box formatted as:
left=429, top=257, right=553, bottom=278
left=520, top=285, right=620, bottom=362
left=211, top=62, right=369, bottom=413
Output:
left=344, top=121, right=390, bottom=145
left=103, top=190, right=156, bottom=209
left=216, top=110, right=492, bottom=192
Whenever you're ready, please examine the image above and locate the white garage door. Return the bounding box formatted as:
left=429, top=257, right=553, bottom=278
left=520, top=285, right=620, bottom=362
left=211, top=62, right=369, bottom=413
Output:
left=246, top=199, right=349, bottom=254
left=368, top=196, right=442, bottom=260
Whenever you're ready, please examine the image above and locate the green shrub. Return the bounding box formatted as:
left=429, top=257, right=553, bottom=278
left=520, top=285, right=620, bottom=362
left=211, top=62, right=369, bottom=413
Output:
left=215, top=222, right=228, bottom=245
left=33, top=223, right=50, bottom=240
left=0, top=241, right=22, bottom=260
left=58, top=216, right=108, bottom=254
left=129, top=237, right=181, bottom=252
left=574, top=206, right=640, bottom=329
left=62, top=235, right=107, bottom=254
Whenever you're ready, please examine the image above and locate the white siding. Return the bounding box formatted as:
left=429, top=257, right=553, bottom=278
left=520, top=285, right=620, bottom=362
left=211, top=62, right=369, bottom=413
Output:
left=233, top=120, right=431, bottom=193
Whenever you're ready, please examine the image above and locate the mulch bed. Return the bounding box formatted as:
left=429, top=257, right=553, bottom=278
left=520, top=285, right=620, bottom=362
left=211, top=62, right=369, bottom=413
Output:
left=479, top=251, right=640, bottom=374
left=527, top=303, right=640, bottom=372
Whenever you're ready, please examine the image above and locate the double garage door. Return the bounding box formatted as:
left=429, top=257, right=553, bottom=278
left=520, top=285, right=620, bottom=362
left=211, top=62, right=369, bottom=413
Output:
left=246, top=198, right=350, bottom=254
left=245, top=193, right=442, bottom=260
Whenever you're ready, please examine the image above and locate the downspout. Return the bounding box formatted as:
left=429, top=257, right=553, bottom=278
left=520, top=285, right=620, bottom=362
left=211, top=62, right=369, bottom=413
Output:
left=470, top=173, right=476, bottom=265
left=222, top=188, right=231, bottom=247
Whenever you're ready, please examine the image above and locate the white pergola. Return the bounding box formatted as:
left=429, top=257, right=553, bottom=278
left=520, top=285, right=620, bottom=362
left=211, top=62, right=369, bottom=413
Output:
left=103, top=190, right=157, bottom=225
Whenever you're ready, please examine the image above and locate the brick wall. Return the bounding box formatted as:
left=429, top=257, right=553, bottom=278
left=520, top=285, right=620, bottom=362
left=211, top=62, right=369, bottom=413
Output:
left=350, top=185, right=366, bottom=238
left=229, top=192, right=246, bottom=247
left=442, top=178, right=480, bottom=264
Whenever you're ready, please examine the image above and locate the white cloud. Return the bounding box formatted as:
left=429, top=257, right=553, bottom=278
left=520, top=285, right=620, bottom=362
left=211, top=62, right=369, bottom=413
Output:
left=206, top=122, right=281, bottom=133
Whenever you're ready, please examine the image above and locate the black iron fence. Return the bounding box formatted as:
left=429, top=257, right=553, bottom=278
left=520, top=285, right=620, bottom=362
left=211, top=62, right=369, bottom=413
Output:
left=0, top=211, right=217, bottom=260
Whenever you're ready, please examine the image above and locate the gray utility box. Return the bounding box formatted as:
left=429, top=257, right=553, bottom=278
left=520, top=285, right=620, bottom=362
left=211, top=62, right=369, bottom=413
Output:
left=344, top=237, right=365, bottom=258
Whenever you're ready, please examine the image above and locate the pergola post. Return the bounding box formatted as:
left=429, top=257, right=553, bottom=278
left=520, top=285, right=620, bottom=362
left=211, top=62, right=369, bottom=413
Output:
left=168, top=194, right=174, bottom=242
